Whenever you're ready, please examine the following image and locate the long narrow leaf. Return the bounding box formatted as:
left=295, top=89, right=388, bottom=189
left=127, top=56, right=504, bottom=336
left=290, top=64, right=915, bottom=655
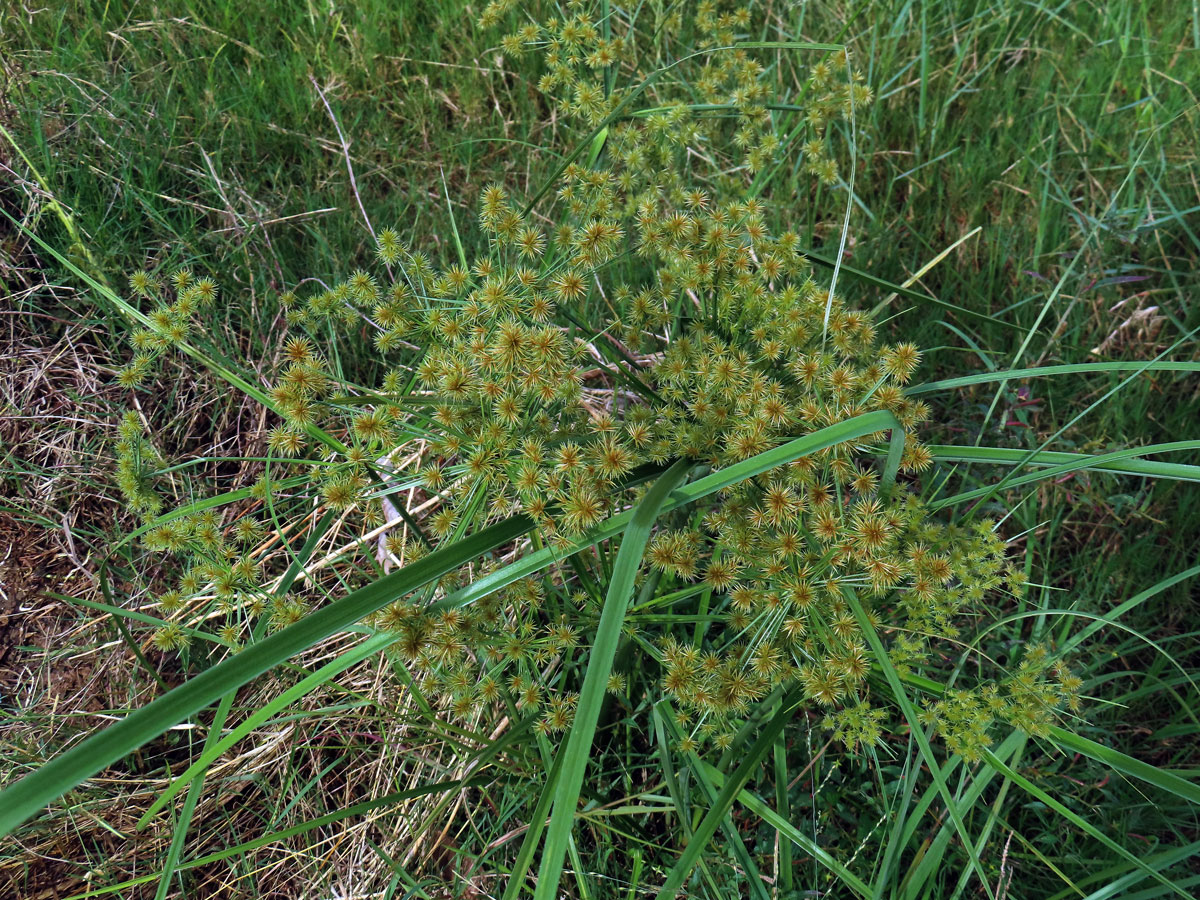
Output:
left=523, top=40, right=841, bottom=216
left=928, top=442, right=1200, bottom=483
left=1060, top=563, right=1200, bottom=656
left=895, top=666, right=1200, bottom=820
left=0, top=411, right=901, bottom=839
left=653, top=690, right=804, bottom=899
left=798, top=246, right=1016, bottom=328
left=907, top=361, right=1200, bottom=395
left=1, top=210, right=346, bottom=455
left=138, top=632, right=397, bottom=825
left=533, top=460, right=691, bottom=900
left=498, top=749, right=567, bottom=900
left=435, top=411, right=904, bottom=614
left=980, top=750, right=1193, bottom=899
left=930, top=442, right=1200, bottom=510
left=0, top=516, right=530, bottom=838
left=1046, top=728, right=1200, bottom=807
left=843, top=588, right=996, bottom=899
left=699, top=761, right=872, bottom=898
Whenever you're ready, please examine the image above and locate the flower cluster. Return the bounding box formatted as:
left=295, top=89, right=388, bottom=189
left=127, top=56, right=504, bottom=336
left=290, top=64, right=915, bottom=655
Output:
left=117, top=268, right=218, bottom=387
left=108, top=0, right=1079, bottom=759
left=114, top=410, right=164, bottom=518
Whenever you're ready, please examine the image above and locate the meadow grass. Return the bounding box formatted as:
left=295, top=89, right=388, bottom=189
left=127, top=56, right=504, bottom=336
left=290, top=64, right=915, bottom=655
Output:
left=1, top=0, right=1198, bottom=897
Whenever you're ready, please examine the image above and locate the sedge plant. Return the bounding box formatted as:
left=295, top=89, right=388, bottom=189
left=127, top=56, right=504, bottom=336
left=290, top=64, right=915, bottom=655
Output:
left=2, top=2, right=1198, bottom=898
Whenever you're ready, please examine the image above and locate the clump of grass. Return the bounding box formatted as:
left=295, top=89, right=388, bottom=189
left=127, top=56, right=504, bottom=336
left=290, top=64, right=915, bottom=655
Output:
left=101, top=1, right=1081, bottom=775
left=2, top=1, right=1199, bottom=898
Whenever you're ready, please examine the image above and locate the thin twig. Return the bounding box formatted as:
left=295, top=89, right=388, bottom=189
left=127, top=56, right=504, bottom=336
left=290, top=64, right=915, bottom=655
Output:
left=309, top=75, right=377, bottom=242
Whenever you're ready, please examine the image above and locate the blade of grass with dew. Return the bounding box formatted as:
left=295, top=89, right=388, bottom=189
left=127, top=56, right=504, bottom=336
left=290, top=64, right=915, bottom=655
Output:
left=532, top=460, right=691, bottom=900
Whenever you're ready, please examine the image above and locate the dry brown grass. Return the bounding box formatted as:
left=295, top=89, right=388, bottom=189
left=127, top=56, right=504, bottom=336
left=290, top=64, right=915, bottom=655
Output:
left=0, top=284, right=489, bottom=898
